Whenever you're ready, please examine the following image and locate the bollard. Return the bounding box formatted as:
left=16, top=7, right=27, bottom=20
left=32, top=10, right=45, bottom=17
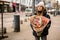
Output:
left=0, top=27, right=7, bottom=34
left=14, top=15, right=20, bottom=32
left=3, top=27, right=7, bottom=34
left=20, top=20, right=23, bottom=24
left=24, top=18, right=27, bottom=22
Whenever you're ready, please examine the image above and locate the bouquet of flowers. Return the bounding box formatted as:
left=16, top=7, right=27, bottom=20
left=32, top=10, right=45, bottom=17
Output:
left=32, top=16, right=50, bottom=36
left=33, top=16, right=42, bottom=28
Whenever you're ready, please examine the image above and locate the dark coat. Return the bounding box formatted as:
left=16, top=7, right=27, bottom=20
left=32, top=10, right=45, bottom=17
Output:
left=30, top=11, right=51, bottom=37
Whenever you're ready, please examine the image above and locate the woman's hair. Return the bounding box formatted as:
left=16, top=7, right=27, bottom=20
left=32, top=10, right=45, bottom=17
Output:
left=41, top=6, right=45, bottom=12
left=43, top=9, right=47, bottom=16
left=34, top=8, right=47, bottom=16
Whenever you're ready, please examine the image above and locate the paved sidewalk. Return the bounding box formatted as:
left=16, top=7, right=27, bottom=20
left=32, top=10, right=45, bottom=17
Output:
left=0, top=13, right=60, bottom=40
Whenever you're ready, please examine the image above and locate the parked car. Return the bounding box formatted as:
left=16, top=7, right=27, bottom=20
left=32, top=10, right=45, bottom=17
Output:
left=25, top=8, right=32, bottom=16
left=47, top=9, right=56, bottom=14
left=48, top=9, right=60, bottom=15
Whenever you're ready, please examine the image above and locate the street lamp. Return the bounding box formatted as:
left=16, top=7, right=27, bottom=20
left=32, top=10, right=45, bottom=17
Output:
left=1, top=1, right=8, bottom=39
left=1, top=2, right=4, bottom=38
left=19, top=0, right=21, bottom=12
left=57, top=0, right=58, bottom=10
left=15, top=0, right=17, bottom=13
left=32, top=0, right=35, bottom=15
left=54, top=0, right=59, bottom=16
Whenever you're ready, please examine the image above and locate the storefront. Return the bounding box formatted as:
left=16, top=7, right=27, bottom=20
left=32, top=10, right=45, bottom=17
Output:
left=0, top=2, right=3, bottom=13
left=12, top=2, right=19, bottom=12
left=0, top=1, right=10, bottom=13
left=16, top=3, right=19, bottom=12
left=0, top=1, right=20, bottom=13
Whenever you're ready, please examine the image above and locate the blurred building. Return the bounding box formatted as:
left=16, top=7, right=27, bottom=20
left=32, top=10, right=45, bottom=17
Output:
left=20, top=0, right=32, bottom=8
left=0, top=0, right=10, bottom=13
left=46, top=0, right=60, bottom=9
left=0, top=0, right=21, bottom=12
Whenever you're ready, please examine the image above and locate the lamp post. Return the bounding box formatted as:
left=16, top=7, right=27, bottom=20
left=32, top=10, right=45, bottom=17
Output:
left=54, top=0, right=58, bottom=16
left=32, top=0, right=35, bottom=15
left=57, top=0, right=58, bottom=10
left=1, top=1, right=8, bottom=39
left=1, top=2, right=4, bottom=38
left=15, top=0, right=17, bottom=13
left=56, top=0, right=59, bottom=15
left=19, top=0, right=21, bottom=12
left=56, top=0, right=58, bottom=15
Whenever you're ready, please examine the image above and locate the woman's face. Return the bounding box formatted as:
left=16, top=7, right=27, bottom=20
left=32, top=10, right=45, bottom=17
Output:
left=37, top=6, right=43, bottom=11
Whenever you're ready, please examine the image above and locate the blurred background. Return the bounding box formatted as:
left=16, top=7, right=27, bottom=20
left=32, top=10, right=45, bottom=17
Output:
left=0, top=0, right=60, bottom=40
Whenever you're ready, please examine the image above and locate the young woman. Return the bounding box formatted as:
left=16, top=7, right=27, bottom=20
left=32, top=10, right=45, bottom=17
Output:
left=30, top=2, right=51, bottom=40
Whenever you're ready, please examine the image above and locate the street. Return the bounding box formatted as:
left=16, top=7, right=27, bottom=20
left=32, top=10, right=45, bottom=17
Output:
left=0, top=13, right=60, bottom=40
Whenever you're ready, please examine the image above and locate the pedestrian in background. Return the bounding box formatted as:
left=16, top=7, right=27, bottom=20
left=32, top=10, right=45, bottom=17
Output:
left=30, top=1, right=51, bottom=40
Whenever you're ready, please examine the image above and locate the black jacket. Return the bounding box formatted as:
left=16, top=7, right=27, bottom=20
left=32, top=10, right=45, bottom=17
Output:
left=30, top=12, right=51, bottom=37
left=41, top=13, right=51, bottom=37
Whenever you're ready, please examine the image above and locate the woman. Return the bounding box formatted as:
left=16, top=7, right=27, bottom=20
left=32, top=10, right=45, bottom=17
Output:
left=30, top=1, right=51, bottom=40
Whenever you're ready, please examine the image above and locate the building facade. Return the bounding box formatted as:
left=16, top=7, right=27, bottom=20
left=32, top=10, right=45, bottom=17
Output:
left=0, top=0, right=10, bottom=13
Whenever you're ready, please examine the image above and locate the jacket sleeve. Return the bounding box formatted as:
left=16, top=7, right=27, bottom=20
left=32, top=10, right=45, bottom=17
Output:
left=46, top=15, right=51, bottom=29
left=47, top=20, right=51, bottom=29
left=30, top=24, right=33, bottom=30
